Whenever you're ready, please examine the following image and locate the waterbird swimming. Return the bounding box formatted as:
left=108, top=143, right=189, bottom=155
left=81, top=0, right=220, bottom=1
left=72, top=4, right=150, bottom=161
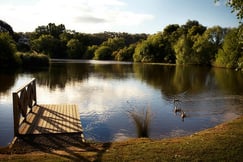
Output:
left=181, top=111, right=186, bottom=118
left=174, top=106, right=182, bottom=113
left=173, top=98, right=180, bottom=105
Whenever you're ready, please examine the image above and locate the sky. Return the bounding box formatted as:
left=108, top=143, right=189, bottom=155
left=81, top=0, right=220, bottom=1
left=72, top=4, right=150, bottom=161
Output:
left=0, top=0, right=239, bottom=34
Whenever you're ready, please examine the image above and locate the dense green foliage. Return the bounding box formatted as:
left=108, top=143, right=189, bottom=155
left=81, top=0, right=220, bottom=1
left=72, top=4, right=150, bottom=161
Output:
left=113, top=44, right=136, bottom=61
left=215, top=27, right=243, bottom=68
left=17, top=52, right=49, bottom=67
left=0, top=21, right=50, bottom=68
left=134, top=20, right=227, bottom=66
left=0, top=20, right=14, bottom=37
left=27, top=23, right=148, bottom=60
left=67, top=38, right=85, bottom=59
left=84, top=45, right=98, bottom=59
left=229, top=0, right=243, bottom=21
left=0, top=0, right=242, bottom=70
left=31, top=34, right=66, bottom=58
left=0, top=32, right=19, bottom=67
left=215, top=0, right=243, bottom=22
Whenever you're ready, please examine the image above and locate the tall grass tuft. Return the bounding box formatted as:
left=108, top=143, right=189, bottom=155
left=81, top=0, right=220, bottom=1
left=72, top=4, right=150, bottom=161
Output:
left=128, top=107, right=152, bottom=138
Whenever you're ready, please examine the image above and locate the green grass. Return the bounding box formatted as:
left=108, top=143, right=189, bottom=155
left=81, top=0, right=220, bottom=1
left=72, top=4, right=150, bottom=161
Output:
left=1, top=116, right=243, bottom=161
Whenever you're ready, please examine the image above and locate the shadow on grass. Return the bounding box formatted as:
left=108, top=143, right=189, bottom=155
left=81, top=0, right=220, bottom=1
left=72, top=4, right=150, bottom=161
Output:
left=5, top=133, right=111, bottom=161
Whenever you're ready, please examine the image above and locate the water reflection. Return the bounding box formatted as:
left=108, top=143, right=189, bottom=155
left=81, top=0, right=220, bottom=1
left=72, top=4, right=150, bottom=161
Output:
left=0, top=60, right=243, bottom=146
left=134, top=64, right=217, bottom=98
left=213, top=68, right=243, bottom=94
left=0, top=69, right=18, bottom=95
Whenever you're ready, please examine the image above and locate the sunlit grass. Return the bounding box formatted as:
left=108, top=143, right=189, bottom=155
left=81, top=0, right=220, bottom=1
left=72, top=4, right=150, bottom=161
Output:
left=1, top=116, right=243, bottom=161
left=128, top=107, right=152, bottom=138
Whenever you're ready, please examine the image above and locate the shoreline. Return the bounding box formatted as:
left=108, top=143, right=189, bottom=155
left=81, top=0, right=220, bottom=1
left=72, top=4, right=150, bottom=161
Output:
left=0, top=115, right=243, bottom=161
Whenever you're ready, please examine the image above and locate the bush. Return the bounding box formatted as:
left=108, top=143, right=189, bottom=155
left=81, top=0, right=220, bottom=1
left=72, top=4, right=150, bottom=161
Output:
left=214, top=28, right=241, bottom=68
left=93, top=46, right=113, bottom=60
left=113, top=44, right=135, bottom=61
left=83, top=45, right=98, bottom=59
left=17, top=52, right=50, bottom=68
left=0, top=32, right=19, bottom=67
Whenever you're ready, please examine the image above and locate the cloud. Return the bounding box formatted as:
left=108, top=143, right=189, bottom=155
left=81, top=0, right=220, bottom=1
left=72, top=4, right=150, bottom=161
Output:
left=75, top=16, right=107, bottom=24
left=37, top=77, right=149, bottom=114
left=0, top=0, right=154, bottom=33
left=214, top=1, right=221, bottom=6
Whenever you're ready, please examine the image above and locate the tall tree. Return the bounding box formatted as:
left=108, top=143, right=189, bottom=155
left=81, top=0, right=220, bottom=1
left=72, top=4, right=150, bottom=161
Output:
left=214, top=1, right=242, bottom=68
left=174, top=20, right=207, bottom=64
left=31, top=34, right=66, bottom=58
left=34, top=23, right=66, bottom=38
left=66, top=38, right=85, bottom=59
left=192, top=26, right=228, bottom=65
left=174, top=35, right=194, bottom=64
left=133, top=33, right=170, bottom=63
left=215, top=28, right=242, bottom=68
left=0, top=20, right=14, bottom=37
left=215, top=0, right=243, bottom=22
left=113, top=44, right=136, bottom=61
left=162, top=24, right=181, bottom=63
left=94, top=46, right=113, bottom=60
left=0, top=32, right=17, bottom=66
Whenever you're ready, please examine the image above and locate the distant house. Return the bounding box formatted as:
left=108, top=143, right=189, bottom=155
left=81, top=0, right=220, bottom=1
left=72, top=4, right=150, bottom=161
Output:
left=18, top=36, right=29, bottom=45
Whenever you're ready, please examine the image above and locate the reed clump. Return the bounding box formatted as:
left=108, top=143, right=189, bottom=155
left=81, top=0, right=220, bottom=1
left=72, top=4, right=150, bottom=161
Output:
left=128, top=107, right=152, bottom=138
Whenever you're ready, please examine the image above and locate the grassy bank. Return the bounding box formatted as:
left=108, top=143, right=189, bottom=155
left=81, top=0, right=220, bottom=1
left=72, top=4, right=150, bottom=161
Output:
left=0, top=116, right=243, bottom=161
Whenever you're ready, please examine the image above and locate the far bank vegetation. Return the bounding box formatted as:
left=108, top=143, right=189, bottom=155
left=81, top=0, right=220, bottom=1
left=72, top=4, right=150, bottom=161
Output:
left=0, top=19, right=242, bottom=70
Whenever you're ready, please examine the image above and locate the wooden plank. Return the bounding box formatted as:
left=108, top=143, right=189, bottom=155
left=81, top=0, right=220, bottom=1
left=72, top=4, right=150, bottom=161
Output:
left=31, top=105, right=43, bottom=134
left=46, top=105, right=57, bottom=133
left=74, top=105, right=83, bottom=131
left=18, top=104, right=83, bottom=135
left=65, top=104, right=70, bottom=132
left=19, top=105, right=39, bottom=134
left=71, top=105, right=75, bottom=131
left=46, top=104, right=54, bottom=133
left=50, top=104, right=57, bottom=133
left=61, top=104, right=66, bottom=133
left=28, top=105, right=40, bottom=134
left=13, top=78, right=84, bottom=142
left=39, top=105, right=47, bottom=133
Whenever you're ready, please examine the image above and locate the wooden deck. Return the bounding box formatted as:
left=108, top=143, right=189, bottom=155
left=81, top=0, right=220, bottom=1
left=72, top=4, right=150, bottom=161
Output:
left=19, top=104, right=83, bottom=135
left=12, top=78, right=85, bottom=143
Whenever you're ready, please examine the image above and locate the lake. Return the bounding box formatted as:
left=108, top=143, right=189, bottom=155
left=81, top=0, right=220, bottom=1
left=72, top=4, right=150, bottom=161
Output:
left=0, top=60, right=243, bottom=146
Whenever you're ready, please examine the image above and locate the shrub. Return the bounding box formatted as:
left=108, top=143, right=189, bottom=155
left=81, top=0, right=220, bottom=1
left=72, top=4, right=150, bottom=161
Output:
left=17, top=52, right=49, bottom=68
left=93, top=46, right=113, bottom=60
left=0, top=32, right=19, bottom=67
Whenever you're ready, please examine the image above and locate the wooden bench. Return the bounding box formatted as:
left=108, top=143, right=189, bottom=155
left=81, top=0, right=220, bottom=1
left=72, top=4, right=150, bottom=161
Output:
left=12, top=78, right=84, bottom=138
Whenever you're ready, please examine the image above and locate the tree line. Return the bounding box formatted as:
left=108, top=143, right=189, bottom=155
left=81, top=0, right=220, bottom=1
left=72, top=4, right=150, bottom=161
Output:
left=0, top=0, right=242, bottom=70
left=30, top=23, right=148, bottom=60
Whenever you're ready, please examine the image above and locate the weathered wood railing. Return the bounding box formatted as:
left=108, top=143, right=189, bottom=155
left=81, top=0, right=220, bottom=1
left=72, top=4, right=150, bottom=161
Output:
left=12, top=78, right=37, bottom=136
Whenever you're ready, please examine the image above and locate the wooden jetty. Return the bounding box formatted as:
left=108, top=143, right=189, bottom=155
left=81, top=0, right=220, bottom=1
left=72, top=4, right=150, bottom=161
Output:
left=12, top=78, right=84, bottom=140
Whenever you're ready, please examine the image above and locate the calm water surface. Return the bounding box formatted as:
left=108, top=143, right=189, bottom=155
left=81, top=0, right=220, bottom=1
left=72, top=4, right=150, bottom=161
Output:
left=0, top=60, right=243, bottom=146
